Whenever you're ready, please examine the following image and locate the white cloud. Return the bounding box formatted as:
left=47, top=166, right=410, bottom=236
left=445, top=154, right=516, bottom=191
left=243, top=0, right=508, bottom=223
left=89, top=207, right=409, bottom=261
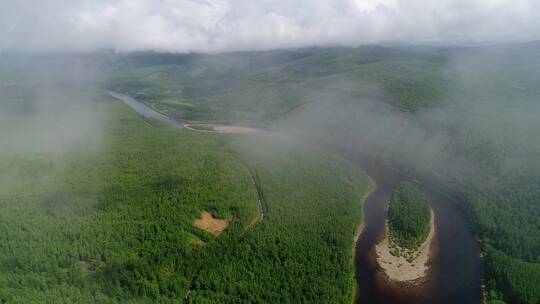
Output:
left=0, top=0, right=539, bottom=52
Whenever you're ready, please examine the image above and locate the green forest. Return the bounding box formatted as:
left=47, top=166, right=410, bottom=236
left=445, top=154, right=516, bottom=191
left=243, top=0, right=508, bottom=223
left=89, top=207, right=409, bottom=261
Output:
left=104, top=44, right=540, bottom=303
left=188, top=135, right=371, bottom=303
left=1, top=42, right=540, bottom=303
left=387, top=183, right=431, bottom=250
left=0, top=95, right=258, bottom=303
left=0, top=65, right=371, bottom=302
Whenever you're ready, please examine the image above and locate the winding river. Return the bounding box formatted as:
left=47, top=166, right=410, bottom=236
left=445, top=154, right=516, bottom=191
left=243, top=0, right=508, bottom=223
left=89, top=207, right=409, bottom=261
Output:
left=108, top=91, right=184, bottom=128
left=340, top=147, right=483, bottom=304
left=109, top=91, right=482, bottom=303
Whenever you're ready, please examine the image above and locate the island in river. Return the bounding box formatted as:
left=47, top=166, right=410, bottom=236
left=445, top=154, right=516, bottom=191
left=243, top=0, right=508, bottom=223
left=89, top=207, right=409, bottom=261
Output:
left=376, top=182, right=434, bottom=282
left=376, top=209, right=435, bottom=282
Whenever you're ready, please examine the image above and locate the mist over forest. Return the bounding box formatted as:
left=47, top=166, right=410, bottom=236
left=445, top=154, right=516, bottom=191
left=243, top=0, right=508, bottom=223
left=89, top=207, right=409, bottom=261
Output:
left=1, top=1, right=539, bottom=304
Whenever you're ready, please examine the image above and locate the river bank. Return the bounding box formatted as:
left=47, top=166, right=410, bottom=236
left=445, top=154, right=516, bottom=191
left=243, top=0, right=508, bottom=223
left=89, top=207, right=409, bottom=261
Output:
left=334, top=141, right=480, bottom=304
left=376, top=209, right=435, bottom=282
left=185, top=123, right=259, bottom=134
left=352, top=177, right=376, bottom=302
left=354, top=177, right=376, bottom=253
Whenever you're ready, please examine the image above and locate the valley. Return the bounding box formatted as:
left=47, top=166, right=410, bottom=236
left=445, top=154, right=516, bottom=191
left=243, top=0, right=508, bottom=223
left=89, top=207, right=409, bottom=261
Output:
left=1, top=42, right=539, bottom=304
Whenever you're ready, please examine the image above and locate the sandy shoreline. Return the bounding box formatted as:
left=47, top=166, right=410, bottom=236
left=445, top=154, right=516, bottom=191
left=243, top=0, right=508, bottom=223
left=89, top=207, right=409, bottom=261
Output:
left=184, top=123, right=293, bottom=141
left=184, top=123, right=261, bottom=134
left=375, top=209, right=435, bottom=282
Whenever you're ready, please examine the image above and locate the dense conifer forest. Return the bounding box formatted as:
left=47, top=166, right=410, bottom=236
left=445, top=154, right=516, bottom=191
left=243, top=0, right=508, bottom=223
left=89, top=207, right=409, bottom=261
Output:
left=387, top=183, right=431, bottom=250
left=188, top=135, right=371, bottom=303
left=1, top=42, right=540, bottom=303
left=106, top=44, right=540, bottom=303
left=0, top=69, right=370, bottom=302
left=0, top=95, right=258, bottom=302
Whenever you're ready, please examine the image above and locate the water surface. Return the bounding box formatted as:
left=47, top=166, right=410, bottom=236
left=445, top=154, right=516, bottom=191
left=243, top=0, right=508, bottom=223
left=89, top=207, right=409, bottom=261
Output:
left=108, top=91, right=184, bottom=128
left=342, top=147, right=483, bottom=304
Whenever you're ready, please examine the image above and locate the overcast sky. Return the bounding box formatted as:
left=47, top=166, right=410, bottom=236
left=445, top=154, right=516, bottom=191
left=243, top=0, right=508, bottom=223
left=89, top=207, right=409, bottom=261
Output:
left=1, top=0, right=539, bottom=52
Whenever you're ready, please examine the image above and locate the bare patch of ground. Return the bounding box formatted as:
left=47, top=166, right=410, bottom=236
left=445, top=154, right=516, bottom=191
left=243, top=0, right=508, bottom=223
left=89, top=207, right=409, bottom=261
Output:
left=212, top=125, right=260, bottom=134
left=185, top=124, right=260, bottom=134
left=193, top=211, right=230, bottom=236
left=375, top=209, right=435, bottom=282
left=185, top=124, right=290, bottom=140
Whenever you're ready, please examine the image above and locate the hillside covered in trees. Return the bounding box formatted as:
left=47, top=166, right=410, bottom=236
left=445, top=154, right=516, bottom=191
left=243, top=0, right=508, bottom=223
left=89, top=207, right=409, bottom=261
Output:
left=188, top=135, right=371, bottom=303
left=105, top=43, right=540, bottom=303
left=1, top=41, right=539, bottom=303
left=0, top=61, right=371, bottom=303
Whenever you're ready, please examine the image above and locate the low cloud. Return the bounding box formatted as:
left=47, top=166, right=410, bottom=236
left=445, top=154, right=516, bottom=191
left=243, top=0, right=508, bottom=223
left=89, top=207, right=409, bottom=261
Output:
left=1, top=0, right=539, bottom=52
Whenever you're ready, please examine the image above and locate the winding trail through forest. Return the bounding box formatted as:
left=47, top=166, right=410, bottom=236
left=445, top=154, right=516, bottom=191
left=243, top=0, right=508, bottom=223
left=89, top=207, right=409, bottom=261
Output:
left=228, top=150, right=268, bottom=229
left=182, top=123, right=269, bottom=228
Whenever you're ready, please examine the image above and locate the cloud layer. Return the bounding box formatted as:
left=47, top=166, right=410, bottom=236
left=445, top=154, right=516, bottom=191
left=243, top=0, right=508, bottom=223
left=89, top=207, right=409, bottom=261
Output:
left=1, top=0, right=539, bottom=52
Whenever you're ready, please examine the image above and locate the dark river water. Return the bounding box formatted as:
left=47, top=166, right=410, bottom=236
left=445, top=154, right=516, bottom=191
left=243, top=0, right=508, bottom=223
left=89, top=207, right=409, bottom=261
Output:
left=108, top=92, right=482, bottom=303
left=340, top=146, right=483, bottom=304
